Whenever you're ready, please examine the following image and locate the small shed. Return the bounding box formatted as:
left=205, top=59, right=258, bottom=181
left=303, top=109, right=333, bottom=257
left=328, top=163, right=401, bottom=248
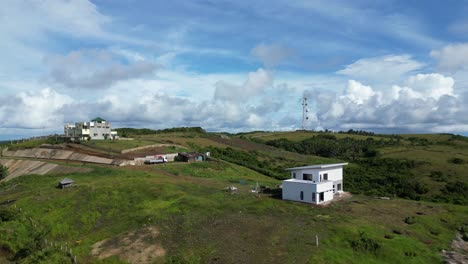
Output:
left=58, top=178, right=74, bottom=189
left=178, top=152, right=206, bottom=162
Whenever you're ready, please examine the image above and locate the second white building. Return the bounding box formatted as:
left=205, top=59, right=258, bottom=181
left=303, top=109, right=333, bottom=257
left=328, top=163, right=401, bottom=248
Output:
left=282, top=163, right=348, bottom=204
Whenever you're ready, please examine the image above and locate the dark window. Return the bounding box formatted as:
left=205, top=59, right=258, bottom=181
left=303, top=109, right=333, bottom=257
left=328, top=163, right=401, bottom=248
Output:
left=293, top=172, right=296, bottom=179
left=337, top=184, right=342, bottom=191
left=300, top=191, right=304, bottom=200
left=303, top=174, right=313, bottom=181
left=324, top=173, right=328, bottom=180
left=312, top=192, right=315, bottom=202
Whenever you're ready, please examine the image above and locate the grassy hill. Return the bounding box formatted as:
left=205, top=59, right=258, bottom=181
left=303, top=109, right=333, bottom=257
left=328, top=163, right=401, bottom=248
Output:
left=240, top=131, right=468, bottom=205
left=1, top=129, right=467, bottom=263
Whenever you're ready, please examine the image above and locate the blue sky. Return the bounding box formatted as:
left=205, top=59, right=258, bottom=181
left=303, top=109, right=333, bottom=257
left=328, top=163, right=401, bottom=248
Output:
left=1, top=0, right=468, bottom=139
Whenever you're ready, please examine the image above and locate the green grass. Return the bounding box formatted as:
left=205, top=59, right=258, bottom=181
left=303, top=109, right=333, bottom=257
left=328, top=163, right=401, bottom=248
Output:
left=0, top=163, right=466, bottom=263
left=242, top=131, right=393, bottom=142
left=5, top=138, right=49, bottom=150
left=382, top=144, right=468, bottom=199
left=1, top=130, right=467, bottom=263
left=83, top=139, right=159, bottom=153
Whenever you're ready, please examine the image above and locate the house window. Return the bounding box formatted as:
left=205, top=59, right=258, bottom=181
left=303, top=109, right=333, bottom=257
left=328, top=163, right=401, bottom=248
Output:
left=303, top=174, right=312, bottom=181
left=337, top=184, right=342, bottom=191
left=323, top=173, right=328, bottom=180
left=300, top=191, right=304, bottom=200
left=293, top=172, right=296, bottom=179
left=312, top=192, right=316, bottom=202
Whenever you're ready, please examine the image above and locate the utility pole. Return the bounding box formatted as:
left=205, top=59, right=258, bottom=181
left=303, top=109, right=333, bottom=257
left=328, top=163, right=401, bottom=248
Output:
left=302, top=96, right=309, bottom=130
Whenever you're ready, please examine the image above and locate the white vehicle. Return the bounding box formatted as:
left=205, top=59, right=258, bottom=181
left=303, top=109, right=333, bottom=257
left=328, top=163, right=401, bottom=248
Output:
left=144, top=156, right=167, bottom=164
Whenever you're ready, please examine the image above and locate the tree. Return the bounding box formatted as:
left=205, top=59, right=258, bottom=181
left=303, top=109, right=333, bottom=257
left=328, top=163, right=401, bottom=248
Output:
left=0, top=164, right=7, bottom=180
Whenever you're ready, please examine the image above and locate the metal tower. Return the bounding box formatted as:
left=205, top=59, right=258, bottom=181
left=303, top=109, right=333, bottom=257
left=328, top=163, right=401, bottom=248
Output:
left=302, top=96, right=309, bottom=130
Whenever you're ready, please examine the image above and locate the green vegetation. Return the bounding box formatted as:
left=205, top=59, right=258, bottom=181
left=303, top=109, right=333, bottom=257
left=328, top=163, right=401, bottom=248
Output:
left=5, top=136, right=67, bottom=151
left=0, top=165, right=466, bottom=263
left=115, top=127, right=206, bottom=137
left=263, top=134, right=399, bottom=160
left=1, top=129, right=467, bottom=263
left=448, top=157, right=465, bottom=164
left=246, top=133, right=468, bottom=205
left=350, top=231, right=381, bottom=254
left=0, top=164, right=7, bottom=180
left=83, top=139, right=157, bottom=153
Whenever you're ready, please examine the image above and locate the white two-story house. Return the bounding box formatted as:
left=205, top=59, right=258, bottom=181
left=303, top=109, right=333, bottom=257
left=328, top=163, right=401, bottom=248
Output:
left=282, top=163, right=348, bottom=204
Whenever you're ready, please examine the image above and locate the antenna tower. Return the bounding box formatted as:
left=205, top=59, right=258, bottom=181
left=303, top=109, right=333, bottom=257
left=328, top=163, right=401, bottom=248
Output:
left=302, top=96, right=309, bottom=130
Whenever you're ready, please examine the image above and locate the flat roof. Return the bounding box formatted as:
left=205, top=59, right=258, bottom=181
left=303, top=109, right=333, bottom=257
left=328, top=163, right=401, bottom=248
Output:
left=285, top=163, right=348, bottom=171
left=283, top=179, right=332, bottom=184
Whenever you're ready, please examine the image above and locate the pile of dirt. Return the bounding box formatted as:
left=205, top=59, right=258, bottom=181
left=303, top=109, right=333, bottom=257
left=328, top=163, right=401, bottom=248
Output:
left=91, top=226, right=165, bottom=264
left=0, top=159, right=92, bottom=182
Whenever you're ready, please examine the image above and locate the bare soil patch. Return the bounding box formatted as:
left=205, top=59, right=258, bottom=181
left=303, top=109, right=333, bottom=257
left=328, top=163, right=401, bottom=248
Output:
left=91, top=226, right=165, bottom=264
left=443, top=233, right=468, bottom=264
left=121, top=147, right=171, bottom=159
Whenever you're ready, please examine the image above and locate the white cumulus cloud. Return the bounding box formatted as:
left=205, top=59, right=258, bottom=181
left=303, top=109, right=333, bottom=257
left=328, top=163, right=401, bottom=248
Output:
left=337, top=55, right=423, bottom=84
left=430, top=43, right=468, bottom=72
left=214, top=68, right=273, bottom=102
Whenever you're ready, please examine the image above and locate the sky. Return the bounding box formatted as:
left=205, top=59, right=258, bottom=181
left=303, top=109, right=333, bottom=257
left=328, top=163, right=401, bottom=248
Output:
left=1, top=0, right=468, bottom=139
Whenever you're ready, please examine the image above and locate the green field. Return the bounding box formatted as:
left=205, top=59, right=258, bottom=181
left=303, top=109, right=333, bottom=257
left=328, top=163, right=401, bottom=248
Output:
left=83, top=139, right=160, bottom=153
left=1, top=162, right=466, bottom=263
left=1, top=130, right=467, bottom=263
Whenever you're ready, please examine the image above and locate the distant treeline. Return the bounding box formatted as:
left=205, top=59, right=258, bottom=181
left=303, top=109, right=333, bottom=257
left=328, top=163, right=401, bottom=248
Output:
left=250, top=134, right=467, bottom=205
left=115, top=127, right=206, bottom=137
left=262, top=134, right=399, bottom=161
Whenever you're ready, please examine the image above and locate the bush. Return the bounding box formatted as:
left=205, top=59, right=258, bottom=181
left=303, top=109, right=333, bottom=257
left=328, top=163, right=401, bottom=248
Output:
left=350, top=232, right=381, bottom=254
left=0, top=164, right=7, bottom=180
left=429, top=171, right=448, bottom=182
left=449, top=158, right=465, bottom=164
left=404, top=216, right=416, bottom=225
left=0, top=207, right=16, bottom=222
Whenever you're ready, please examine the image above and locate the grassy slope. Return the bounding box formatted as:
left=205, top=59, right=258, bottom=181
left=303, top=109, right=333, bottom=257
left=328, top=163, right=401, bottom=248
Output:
left=1, top=131, right=467, bottom=263
left=0, top=163, right=466, bottom=263
left=243, top=131, right=468, bottom=200
left=82, top=139, right=159, bottom=153
left=243, top=131, right=392, bottom=142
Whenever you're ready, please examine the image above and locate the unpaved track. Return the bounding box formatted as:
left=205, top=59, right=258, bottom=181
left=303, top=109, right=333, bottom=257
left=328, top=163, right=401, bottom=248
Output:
left=0, top=159, right=92, bottom=182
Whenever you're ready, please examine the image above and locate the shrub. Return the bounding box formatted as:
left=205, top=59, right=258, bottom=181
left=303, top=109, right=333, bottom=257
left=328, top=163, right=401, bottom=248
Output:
left=350, top=232, right=381, bottom=254
left=404, top=216, right=416, bottom=225
left=0, top=164, right=7, bottom=180
left=0, top=207, right=16, bottom=222
left=449, top=157, right=465, bottom=164
left=429, top=171, right=448, bottom=182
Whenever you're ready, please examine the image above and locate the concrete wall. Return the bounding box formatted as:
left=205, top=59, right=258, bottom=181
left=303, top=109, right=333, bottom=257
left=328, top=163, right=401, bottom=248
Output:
left=89, top=126, right=112, bottom=140
left=3, top=148, right=122, bottom=165
left=134, top=153, right=178, bottom=165
left=282, top=180, right=334, bottom=204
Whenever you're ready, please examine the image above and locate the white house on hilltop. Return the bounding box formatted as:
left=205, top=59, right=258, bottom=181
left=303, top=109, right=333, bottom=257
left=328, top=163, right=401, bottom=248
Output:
left=64, top=117, right=118, bottom=141
left=282, top=163, right=348, bottom=204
